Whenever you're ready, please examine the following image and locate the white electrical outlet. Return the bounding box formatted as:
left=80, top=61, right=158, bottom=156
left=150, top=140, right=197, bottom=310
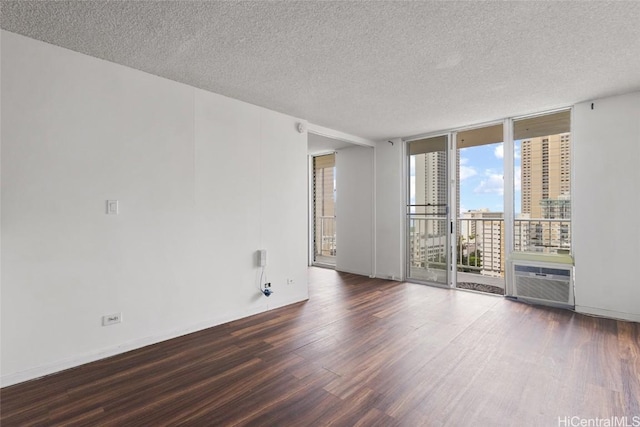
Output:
left=102, top=313, right=122, bottom=326
left=287, top=278, right=294, bottom=285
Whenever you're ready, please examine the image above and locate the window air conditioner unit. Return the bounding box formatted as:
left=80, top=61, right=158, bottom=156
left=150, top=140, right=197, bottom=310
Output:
left=509, top=254, right=574, bottom=309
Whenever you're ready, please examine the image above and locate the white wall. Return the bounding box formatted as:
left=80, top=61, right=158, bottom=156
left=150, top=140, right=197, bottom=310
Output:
left=335, top=145, right=374, bottom=276
left=573, top=91, right=640, bottom=322
left=374, top=138, right=404, bottom=280
left=0, top=30, right=308, bottom=386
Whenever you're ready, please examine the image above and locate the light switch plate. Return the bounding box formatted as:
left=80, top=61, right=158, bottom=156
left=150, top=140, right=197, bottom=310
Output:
left=106, top=200, right=119, bottom=215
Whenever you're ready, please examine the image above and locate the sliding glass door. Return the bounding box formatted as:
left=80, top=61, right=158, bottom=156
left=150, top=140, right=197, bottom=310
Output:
left=405, top=110, right=570, bottom=294
left=313, top=153, right=336, bottom=266
left=407, top=135, right=449, bottom=285
left=406, top=128, right=506, bottom=293
left=455, top=124, right=505, bottom=295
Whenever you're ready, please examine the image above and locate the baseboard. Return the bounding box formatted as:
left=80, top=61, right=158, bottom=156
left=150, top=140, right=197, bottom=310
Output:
left=267, top=294, right=309, bottom=311
left=335, top=267, right=373, bottom=277
left=375, top=274, right=402, bottom=281
left=575, top=305, right=640, bottom=323
left=1, top=295, right=308, bottom=388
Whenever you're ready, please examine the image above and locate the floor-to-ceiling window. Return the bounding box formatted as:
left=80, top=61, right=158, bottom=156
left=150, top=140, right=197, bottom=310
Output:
left=405, top=109, right=572, bottom=294
left=313, top=153, right=336, bottom=266
left=513, top=110, right=572, bottom=255
left=407, top=135, right=449, bottom=285
left=455, top=123, right=505, bottom=295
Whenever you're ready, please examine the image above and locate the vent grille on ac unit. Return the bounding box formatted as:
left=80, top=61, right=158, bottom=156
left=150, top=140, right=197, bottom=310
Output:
left=512, top=263, right=574, bottom=308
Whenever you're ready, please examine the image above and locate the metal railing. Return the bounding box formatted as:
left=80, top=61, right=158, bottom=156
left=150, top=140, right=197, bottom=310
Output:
left=316, top=215, right=336, bottom=257
left=409, top=217, right=572, bottom=279
left=514, top=218, right=571, bottom=253
left=457, top=218, right=504, bottom=277
left=408, top=216, right=447, bottom=268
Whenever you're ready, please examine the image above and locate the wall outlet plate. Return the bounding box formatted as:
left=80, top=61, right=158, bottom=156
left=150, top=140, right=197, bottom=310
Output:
left=106, top=200, right=119, bottom=215
left=102, top=313, right=122, bottom=326
left=258, top=249, right=267, bottom=267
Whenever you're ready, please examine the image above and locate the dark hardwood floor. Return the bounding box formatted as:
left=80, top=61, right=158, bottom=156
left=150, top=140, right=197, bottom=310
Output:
left=2, top=267, right=639, bottom=426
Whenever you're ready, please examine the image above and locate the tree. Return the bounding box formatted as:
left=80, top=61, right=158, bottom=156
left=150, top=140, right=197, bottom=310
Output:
left=467, top=250, right=482, bottom=270
left=466, top=234, right=479, bottom=270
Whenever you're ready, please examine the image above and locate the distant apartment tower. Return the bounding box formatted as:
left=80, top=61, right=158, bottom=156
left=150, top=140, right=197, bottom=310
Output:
left=520, top=133, right=571, bottom=251
left=521, top=133, right=571, bottom=217
left=414, top=151, right=447, bottom=235
left=410, top=149, right=449, bottom=269
left=460, top=209, right=505, bottom=277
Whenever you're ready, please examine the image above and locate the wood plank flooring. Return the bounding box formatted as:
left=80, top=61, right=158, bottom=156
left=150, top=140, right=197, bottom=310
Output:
left=2, top=267, right=639, bottom=426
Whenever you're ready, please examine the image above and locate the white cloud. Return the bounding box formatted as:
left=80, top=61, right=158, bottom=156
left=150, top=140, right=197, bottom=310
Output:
left=474, top=170, right=504, bottom=195
left=514, top=144, right=521, bottom=159
left=460, top=165, right=477, bottom=181
left=458, top=157, right=477, bottom=181
left=514, top=165, right=521, bottom=190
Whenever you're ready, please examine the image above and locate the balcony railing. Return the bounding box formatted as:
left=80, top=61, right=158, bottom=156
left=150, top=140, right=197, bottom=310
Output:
left=514, top=218, right=571, bottom=253
left=315, top=215, right=336, bottom=259
left=408, top=217, right=571, bottom=287
left=457, top=218, right=504, bottom=278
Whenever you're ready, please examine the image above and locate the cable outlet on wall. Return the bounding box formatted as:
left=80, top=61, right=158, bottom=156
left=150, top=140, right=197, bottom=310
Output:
left=102, top=313, right=122, bottom=326
left=258, top=249, right=267, bottom=267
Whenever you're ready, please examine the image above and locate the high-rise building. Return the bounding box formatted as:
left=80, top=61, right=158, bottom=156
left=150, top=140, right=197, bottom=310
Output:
left=460, top=209, right=505, bottom=277
left=520, top=133, right=571, bottom=252
left=409, top=149, right=449, bottom=274
left=414, top=151, right=447, bottom=235
left=521, top=133, right=571, bottom=217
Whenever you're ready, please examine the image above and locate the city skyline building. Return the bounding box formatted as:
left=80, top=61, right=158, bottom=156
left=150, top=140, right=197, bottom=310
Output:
left=459, top=209, right=505, bottom=278
left=411, top=150, right=448, bottom=277
left=414, top=150, right=447, bottom=236
left=521, top=133, right=571, bottom=217
left=520, top=132, right=571, bottom=252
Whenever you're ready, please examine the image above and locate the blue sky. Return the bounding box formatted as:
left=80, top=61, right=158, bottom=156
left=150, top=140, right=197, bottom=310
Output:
left=459, top=142, right=522, bottom=214
left=410, top=142, right=522, bottom=214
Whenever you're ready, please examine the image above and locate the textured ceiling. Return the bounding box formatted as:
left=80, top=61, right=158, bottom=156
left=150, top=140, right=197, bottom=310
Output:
left=2, top=1, right=639, bottom=140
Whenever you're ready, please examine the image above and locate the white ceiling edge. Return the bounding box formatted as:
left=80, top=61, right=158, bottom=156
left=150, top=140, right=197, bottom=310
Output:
left=308, top=123, right=377, bottom=147
left=307, top=132, right=363, bottom=156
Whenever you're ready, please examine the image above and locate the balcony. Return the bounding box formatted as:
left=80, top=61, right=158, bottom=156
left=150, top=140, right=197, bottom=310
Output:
left=409, top=217, right=571, bottom=294
left=315, top=215, right=336, bottom=265
left=514, top=218, right=571, bottom=253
